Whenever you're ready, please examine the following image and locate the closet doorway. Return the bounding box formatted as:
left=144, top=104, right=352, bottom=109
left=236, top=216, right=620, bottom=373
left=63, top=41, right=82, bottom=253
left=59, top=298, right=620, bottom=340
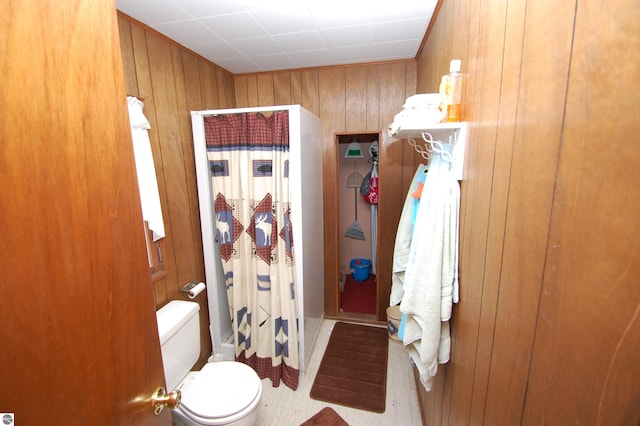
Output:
left=336, top=132, right=380, bottom=322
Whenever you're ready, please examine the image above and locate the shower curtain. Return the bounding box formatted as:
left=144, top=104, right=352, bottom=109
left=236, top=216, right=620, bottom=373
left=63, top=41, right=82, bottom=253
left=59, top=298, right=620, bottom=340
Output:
left=203, top=111, right=299, bottom=390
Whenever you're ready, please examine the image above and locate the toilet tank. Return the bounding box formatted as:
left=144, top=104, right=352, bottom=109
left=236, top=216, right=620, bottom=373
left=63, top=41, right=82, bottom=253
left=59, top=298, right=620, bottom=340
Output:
left=156, top=300, right=201, bottom=391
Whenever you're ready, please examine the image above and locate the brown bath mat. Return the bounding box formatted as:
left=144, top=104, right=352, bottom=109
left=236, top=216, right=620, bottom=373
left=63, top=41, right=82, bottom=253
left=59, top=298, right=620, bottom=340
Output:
left=300, top=407, right=349, bottom=425
left=310, top=322, right=388, bottom=413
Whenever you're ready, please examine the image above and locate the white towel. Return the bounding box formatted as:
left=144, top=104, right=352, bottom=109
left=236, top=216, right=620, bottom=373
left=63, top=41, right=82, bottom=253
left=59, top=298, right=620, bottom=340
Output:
left=399, top=145, right=459, bottom=391
left=390, top=165, right=428, bottom=306
left=127, top=97, right=165, bottom=242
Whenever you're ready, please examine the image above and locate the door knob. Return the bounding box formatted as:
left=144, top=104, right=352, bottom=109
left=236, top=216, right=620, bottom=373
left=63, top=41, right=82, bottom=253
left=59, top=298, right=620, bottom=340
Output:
left=151, top=387, right=181, bottom=415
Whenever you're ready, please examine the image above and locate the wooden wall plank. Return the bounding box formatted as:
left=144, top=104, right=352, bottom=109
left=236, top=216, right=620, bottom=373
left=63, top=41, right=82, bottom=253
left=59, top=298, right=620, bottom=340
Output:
left=413, top=0, right=639, bottom=423
left=319, top=67, right=346, bottom=316
left=170, top=44, right=212, bottom=362
left=522, top=0, right=640, bottom=423
left=468, top=0, right=526, bottom=422
left=345, top=66, right=367, bottom=131
left=199, top=62, right=220, bottom=109
left=441, top=0, right=511, bottom=423
left=301, top=69, right=320, bottom=116
left=178, top=52, right=206, bottom=283
left=290, top=71, right=302, bottom=105
left=256, top=73, right=275, bottom=106
left=234, top=75, right=248, bottom=107
left=182, top=55, right=203, bottom=110
left=181, top=53, right=206, bottom=285
left=246, top=75, right=259, bottom=107
left=215, top=70, right=228, bottom=108
left=145, top=32, right=195, bottom=302
left=482, top=0, right=576, bottom=421
left=117, top=16, right=138, bottom=97
left=220, top=72, right=236, bottom=107
left=274, top=72, right=292, bottom=105
left=365, top=66, right=380, bottom=132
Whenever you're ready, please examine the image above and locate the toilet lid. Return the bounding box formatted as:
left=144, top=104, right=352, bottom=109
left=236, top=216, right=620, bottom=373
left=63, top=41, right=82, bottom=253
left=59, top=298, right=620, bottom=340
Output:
left=180, top=362, right=261, bottom=420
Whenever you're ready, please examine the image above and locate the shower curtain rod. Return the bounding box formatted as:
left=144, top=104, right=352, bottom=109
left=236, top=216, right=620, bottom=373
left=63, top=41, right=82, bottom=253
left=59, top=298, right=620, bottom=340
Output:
left=194, top=105, right=299, bottom=117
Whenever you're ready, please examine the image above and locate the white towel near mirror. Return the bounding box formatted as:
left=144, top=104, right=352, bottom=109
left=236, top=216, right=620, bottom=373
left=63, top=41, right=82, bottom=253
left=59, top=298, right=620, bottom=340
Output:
left=127, top=96, right=165, bottom=242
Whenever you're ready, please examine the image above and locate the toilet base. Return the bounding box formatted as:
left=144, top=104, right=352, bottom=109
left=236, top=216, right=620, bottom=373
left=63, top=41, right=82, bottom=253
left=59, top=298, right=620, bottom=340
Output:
left=171, top=405, right=259, bottom=426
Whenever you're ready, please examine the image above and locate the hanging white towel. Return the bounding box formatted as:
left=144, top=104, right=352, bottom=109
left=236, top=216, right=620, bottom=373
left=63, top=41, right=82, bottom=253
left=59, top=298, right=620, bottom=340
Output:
left=127, top=96, right=165, bottom=242
left=390, top=164, right=428, bottom=306
left=399, top=145, right=459, bottom=391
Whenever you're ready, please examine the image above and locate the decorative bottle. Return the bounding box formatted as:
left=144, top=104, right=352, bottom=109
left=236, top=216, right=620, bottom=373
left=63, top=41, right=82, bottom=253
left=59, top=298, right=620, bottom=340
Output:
left=439, top=75, right=449, bottom=122
left=446, top=59, right=463, bottom=122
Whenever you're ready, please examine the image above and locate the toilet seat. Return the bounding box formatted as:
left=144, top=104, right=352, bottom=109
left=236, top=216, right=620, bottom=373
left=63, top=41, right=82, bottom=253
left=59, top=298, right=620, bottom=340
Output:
left=178, top=361, right=262, bottom=425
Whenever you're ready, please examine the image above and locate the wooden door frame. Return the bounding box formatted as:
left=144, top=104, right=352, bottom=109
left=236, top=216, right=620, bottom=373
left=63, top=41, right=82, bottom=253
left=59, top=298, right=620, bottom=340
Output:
left=331, top=131, right=382, bottom=321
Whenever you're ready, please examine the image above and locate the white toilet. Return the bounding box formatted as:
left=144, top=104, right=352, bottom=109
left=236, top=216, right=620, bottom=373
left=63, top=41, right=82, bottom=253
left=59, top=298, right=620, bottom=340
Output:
left=156, top=300, right=262, bottom=426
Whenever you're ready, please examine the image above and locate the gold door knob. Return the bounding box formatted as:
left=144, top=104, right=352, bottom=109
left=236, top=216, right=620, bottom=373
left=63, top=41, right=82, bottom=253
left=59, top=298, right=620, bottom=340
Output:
left=151, top=387, right=181, bottom=415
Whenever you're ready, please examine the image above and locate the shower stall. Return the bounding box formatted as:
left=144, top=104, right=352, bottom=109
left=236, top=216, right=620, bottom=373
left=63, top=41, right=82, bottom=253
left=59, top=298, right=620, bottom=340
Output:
left=190, top=105, right=324, bottom=373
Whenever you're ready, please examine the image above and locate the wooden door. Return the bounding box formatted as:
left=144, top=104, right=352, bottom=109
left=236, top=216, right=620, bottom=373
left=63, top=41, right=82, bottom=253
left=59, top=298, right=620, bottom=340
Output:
left=0, top=1, right=169, bottom=424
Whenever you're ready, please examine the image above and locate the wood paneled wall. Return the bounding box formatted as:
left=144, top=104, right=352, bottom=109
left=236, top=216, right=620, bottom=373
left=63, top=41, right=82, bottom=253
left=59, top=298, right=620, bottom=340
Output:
left=415, top=0, right=640, bottom=424
left=117, top=13, right=236, bottom=366
left=233, top=63, right=418, bottom=320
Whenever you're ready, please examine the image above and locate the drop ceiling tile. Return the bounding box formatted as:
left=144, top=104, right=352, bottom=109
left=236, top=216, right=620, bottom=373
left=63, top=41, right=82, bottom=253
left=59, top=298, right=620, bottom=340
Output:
left=371, top=39, right=421, bottom=59
left=199, top=12, right=267, bottom=40
left=249, top=7, right=316, bottom=34
left=307, top=3, right=372, bottom=28
left=191, top=41, right=241, bottom=60
left=329, top=45, right=373, bottom=63
left=320, top=25, right=371, bottom=48
left=230, top=37, right=283, bottom=56
left=287, top=49, right=334, bottom=68
left=371, top=18, right=427, bottom=43
left=213, top=57, right=260, bottom=74
left=250, top=53, right=296, bottom=71
left=369, top=2, right=436, bottom=22
left=153, top=21, right=221, bottom=47
left=116, top=0, right=192, bottom=24
left=272, top=31, right=325, bottom=52
left=312, top=15, right=371, bottom=30
left=116, top=0, right=439, bottom=74
left=169, top=0, right=245, bottom=17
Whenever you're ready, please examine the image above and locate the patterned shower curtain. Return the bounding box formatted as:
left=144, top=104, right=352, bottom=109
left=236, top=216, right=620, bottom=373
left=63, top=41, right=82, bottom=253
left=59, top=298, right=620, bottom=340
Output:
left=203, top=111, right=299, bottom=390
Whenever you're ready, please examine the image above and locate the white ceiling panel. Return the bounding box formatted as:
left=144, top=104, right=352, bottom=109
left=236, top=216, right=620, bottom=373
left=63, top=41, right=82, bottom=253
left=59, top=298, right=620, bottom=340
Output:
left=153, top=21, right=220, bottom=47
left=271, top=31, right=326, bottom=52
left=251, top=53, right=296, bottom=71
left=192, top=41, right=240, bottom=60
left=232, top=36, right=284, bottom=56
left=288, top=49, right=334, bottom=68
left=116, top=0, right=438, bottom=74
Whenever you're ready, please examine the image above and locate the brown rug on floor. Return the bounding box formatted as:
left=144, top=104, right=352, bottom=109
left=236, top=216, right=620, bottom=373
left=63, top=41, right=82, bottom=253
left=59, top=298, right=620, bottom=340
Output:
left=300, top=407, right=349, bottom=425
left=310, top=322, right=388, bottom=413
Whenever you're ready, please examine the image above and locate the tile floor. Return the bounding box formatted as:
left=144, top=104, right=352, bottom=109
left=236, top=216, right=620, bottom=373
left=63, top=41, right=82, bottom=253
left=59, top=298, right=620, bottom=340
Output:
left=256, top=319, right=423, bottom=426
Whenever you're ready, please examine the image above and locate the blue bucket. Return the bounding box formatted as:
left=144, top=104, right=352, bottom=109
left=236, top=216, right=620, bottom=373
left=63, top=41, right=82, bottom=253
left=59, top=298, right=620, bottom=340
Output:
left=350, top=258, right=372, bottom=282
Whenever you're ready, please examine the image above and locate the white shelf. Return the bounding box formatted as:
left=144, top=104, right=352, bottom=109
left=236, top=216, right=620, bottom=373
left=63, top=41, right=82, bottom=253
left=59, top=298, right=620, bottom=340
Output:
left=391, top=121, right=467, bottom=141
left=389, top=121, right=468, bottom=180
